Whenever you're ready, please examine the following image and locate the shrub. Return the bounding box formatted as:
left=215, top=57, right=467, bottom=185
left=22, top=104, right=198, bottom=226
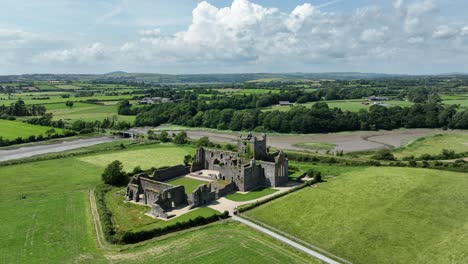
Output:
left=102, top=160, right=128, bottom=186
left=372, top=149, right=395, bottom=161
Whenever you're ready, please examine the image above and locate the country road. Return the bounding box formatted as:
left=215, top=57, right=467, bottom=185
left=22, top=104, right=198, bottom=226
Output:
left=232, top=216, right=341, bottom=264
left=0, top=136, right=117, bottom=162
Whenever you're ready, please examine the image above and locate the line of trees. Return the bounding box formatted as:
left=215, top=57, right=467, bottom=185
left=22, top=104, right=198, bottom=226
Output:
left=135, top=100, right=468, bottom=133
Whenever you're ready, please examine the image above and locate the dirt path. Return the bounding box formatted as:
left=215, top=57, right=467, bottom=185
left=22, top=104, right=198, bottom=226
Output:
left=0, top=136, right=117, bottom=162
left=88, top=190, right=111, bottom=252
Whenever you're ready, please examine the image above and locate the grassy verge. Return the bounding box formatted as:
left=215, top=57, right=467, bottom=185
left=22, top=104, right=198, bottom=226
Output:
left=226, top=187, right=278, bottom=201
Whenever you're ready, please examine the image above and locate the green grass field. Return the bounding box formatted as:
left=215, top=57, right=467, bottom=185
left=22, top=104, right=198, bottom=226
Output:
left=44, top=102, right=97, bottom=110
left=0, top=141, right=314, bottom=263
left=393, top=133, right=468, bottom=158
left=105, top=187, right=218, bottom=232
left=245, top=166, right=468, bottom=264
left=167, top=177, right=207, bottom=194
left=0, top=119, right=63, bottom=140
left=263, top=100, right=414, bottom=112
left=226, top=187, right=278, bottom=201
left=49, top=104, right=136, bottom=123
left=111, top=222, right=317, bottom=264
left=77, top=144, right=195, bottom=172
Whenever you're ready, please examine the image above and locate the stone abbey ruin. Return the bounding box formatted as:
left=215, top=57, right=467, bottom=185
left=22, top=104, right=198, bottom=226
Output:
left=126, top=134, right=288, bottom=218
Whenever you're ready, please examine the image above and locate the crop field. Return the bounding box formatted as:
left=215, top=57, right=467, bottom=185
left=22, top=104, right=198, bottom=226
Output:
left=0, top=119, right=63, bottom=140
left=167, top=177, right=207, bottom=194
left=50, top=104, right=136, bottom=123
left=393, top=133, right=468, bottom=158
left=245, top=166, right=468, bottom=264
left=226, top=187, right=278, bottom=201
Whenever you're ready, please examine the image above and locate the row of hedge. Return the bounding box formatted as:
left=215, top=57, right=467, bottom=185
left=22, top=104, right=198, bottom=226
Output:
left=237, top=179, right=318, bottom=213
left=94, top=184, right=119, bottom=243
left=0, top=130, right=77, bottom=147
left=285, top=151, right=369, bottom=166
left=94, top=184, right=229, bottom=244
left=122, top=211, right=229, bottom=244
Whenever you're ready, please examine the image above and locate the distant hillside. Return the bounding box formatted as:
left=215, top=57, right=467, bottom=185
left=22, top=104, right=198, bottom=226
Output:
left=0, top=72, right=466, bottom=84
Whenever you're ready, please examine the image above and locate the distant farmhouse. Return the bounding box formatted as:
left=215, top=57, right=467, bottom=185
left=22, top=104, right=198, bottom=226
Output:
left=126, top=134, right=288, bottom=218
left=138, top=97, right=173, bottom=105
left=367, top=96, right=389, bottom=101
left=278, top=101, right=293, bottom=106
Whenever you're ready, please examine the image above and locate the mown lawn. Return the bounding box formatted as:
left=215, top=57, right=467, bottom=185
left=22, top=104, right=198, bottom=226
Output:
left=167, top=177, right=207, bottom=194
left=393, top=133, right=468, bottom=158
left=245, top=166, right=468, bottom=264
left=0, top=119, right=64, bottom=140
left=226, top=187, right=278, bottom=201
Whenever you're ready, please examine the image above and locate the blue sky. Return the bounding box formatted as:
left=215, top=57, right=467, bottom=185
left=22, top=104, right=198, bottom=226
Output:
left=1, top=0, right=467, bottom=74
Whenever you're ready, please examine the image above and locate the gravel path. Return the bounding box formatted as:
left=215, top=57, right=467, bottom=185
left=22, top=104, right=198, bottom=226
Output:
left=0, top=136, right=117, bottom=162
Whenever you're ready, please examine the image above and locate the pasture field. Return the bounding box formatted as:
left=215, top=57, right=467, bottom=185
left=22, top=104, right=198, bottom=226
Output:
left=0, top=94, right=138, bottom=106
left=111, top=222, right=317, bottom=264
left=49, top=104, right=136, bottom=123
left=44, top=102, right=97, bottom=110
left=167, top=177, right=207, bottom=194
left=393, top=133, right=468, bottom=158
left=226, top=187, right=278, bottom=201
left=288, top=162, right=366, bottom=180
left=0, top=119, right=63, bottom=140
left=245, top=166, right=468, bottom=264
left=0, top=142, right=313, bottom=263
left=264, top=99, right=414, bottom=112
left=54, top=84, right=83, bottom=90
left=216, top=88, right=280, bottom=95
left=77, top=144, right=196, bottom=172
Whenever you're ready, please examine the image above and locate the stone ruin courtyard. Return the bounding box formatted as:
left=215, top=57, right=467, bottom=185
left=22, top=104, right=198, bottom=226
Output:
left=124, top=134, right=294, bottom=220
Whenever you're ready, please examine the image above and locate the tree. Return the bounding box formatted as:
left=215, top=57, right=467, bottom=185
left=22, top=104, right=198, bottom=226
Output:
left=158, top=131, right=170, bottom=142
left=45, top=128, right=56, bottom=138
left=101, top=160, right=128, bottom=186
left=174, top=131, right=188, bottom=144
left=183, top=155, right=192, bottom=166
left=65, top=101, right=74, bottom=108
left=372, top=149, right=395, bottom=161
left=197, top=136, right=212, bottom=147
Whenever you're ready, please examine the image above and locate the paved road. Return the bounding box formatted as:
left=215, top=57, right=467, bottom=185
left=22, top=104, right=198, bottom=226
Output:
left=0, top=136, right=117, bottom=162
left=232, top=216, right=341, bottom=264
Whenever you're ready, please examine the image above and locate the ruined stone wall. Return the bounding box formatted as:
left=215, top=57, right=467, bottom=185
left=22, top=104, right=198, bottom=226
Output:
left=214, top=182, right=237, bottom=198
left=241, top=162, right=264, bottom=191
left=259, top=161, right=277, bottom=186
left=189, top=184, right=215, bottom=208
left=152, top=165, right=190, bottom=182
left=156, top=185, right=187, bottom=209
